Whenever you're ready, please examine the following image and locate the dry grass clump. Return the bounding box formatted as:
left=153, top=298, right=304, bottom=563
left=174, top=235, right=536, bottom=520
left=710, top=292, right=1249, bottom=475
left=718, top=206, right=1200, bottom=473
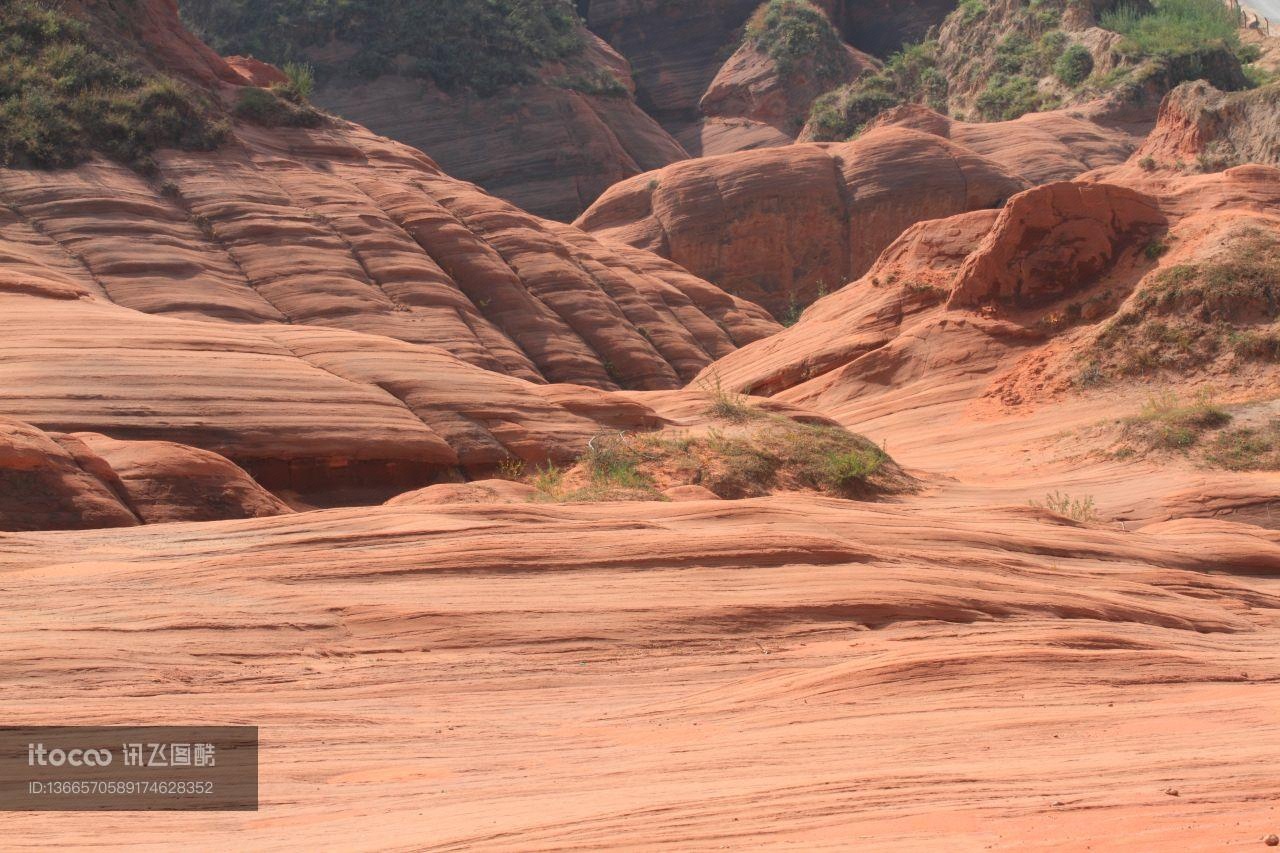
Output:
left=1204, top=420, right=1280, bottom=470
left=1029, top=491, right=1098, bottom=522
left=1119, top=391, right=1231, bottom=451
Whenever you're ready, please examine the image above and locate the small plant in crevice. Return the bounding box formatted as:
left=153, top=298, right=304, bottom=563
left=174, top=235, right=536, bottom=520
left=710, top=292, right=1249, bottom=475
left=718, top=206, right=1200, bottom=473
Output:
left=699, top=372, right=762, bottom=423
left=496, top=456, right=526, bottom=481
left=1029, top=491, right=1098, bottom=523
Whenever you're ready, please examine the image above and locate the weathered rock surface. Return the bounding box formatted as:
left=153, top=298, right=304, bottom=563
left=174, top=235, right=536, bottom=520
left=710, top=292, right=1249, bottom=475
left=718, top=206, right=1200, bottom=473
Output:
left=585, top=0, right=956, bottom=151
left=68, top=432, right=292, bottom=524
left=577, top=104, right=1141, bottom=317
left=0, top=290, right=675, bottom=503
left=585, top=0, right=765, bottom=151
left=700, top=35, right=877, bottom=143
left=3, top=498, right=1279, bottom=846
left=1132, top=81, right=1280, bottom=171
left=948, top=181, right=1166, bottom=308
left=0, top=418, right=139, bottom=531
left=0, top=417, right=293, bottom=530
left=311, top=33, right=691, bottom=221
left=0, top=122, right=776, bottom=393
left=865, top=103, right=1141, bottom=184
left=576, top=125, right=1032, bottom=316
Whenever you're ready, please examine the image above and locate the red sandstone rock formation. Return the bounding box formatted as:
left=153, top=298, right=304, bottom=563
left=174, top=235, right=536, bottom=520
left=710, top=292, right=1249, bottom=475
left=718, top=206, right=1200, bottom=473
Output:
left=1130, top=80, right=1280, bottom=171
left=0, top=418, right=291, bottom=531
left=699, top=29, right=878, bottom=153
left=947, top=181, right=1166, bottom=308
left=575, top=125, right=1032, bottom=316
left=311, top=32, right=692, bottom=221
left=576, top=105, right=1140, bottom=317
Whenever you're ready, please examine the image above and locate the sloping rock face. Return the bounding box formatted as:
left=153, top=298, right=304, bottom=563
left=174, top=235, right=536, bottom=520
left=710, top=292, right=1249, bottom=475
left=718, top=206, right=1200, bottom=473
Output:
left=585, top=0, right=955, bottom=153
left=0, top=417, right=292, bottom=531
left=68, top=433, right=292, bottom=524
left=0, top=0, right=777, bottom=507
left=0, top=418, right=139, bottom=532
left=310, top=34, right=691, bottom=221
left=584, top=0, right=765, bottom=151
left=948, top=181, right=1166, bottom=308
left=0, top=120, right=775, bottom=395
left=1133, top=81, right=1280, bottom=170
left=701, top=165, right=1280, bottom=415
left=0, top=289, right=670, bottom=504
left=697, top=6, right=879, bottom=152
left=864, top=103, right=1141, bottom=184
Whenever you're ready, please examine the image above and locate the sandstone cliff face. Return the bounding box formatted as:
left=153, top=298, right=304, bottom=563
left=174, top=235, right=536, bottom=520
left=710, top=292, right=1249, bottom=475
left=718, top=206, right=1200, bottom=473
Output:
left=583, top=0, right=949, bottom=157
left=310, top=33, right=691, bottom=221
left=584, top=0, right=765, bottom=151
left=575, top=109, right=1137, bottom=317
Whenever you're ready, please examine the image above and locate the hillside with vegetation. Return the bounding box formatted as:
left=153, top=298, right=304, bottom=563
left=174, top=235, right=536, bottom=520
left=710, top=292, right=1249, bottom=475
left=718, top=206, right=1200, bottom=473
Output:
left=1, top=0, right=227, bottom=169
left=804, top=0, right=1261, bottom=140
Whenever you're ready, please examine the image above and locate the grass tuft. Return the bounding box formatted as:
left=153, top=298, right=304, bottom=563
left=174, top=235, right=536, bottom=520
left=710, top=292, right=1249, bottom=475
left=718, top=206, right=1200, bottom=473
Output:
left=1029, top=491, right=1098, bottom=522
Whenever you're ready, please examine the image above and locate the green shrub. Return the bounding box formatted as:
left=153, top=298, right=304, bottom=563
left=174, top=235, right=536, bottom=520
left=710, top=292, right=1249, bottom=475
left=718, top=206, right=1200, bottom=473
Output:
left=1054, top=44, right=1094, bottom=85
left=804, top=40, right=946, bottom=140
left=0, top=1, right=227, bottom=169
left=975, top=73, right=1051, bottom=120
left=1205, top=420, right=1280, bottom=470
left=745, top=0, right=847, bottom=78
left=554, top=69, right=628, bottom=97
left=281, top=61, right=314, bottom=100
left=232, top=86, right=323, bottom=127
left=958, top=0, right=987, bottom=24
left=181, top=0, right=585, bottom=96
left=1122, top=391, right=1231, bottom=450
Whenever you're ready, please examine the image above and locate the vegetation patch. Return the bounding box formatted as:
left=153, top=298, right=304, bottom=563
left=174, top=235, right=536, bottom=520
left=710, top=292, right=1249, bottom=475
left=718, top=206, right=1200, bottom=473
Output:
left=523, top=413, right=908, bottom=503
left=1, top=0, right=227, bottom=169
left=232, top=86, right=324, bottom=128
left=553, top=69, right=628, bottom=97
left=745, top=0, right=849, bottom=79
left=806, top=41, right=946, bottom=140
left=1083, top=230, right=1280, bottom=380
left=1053, top=43, right=1094, bottom=86
left=1205, top=420, right=1280, bottom=470
left=181, top=0, right=584, bottom=96
left=1119, top=391, right=1231, bottom=451
left=1102, top=0, right=1241, bottom=59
